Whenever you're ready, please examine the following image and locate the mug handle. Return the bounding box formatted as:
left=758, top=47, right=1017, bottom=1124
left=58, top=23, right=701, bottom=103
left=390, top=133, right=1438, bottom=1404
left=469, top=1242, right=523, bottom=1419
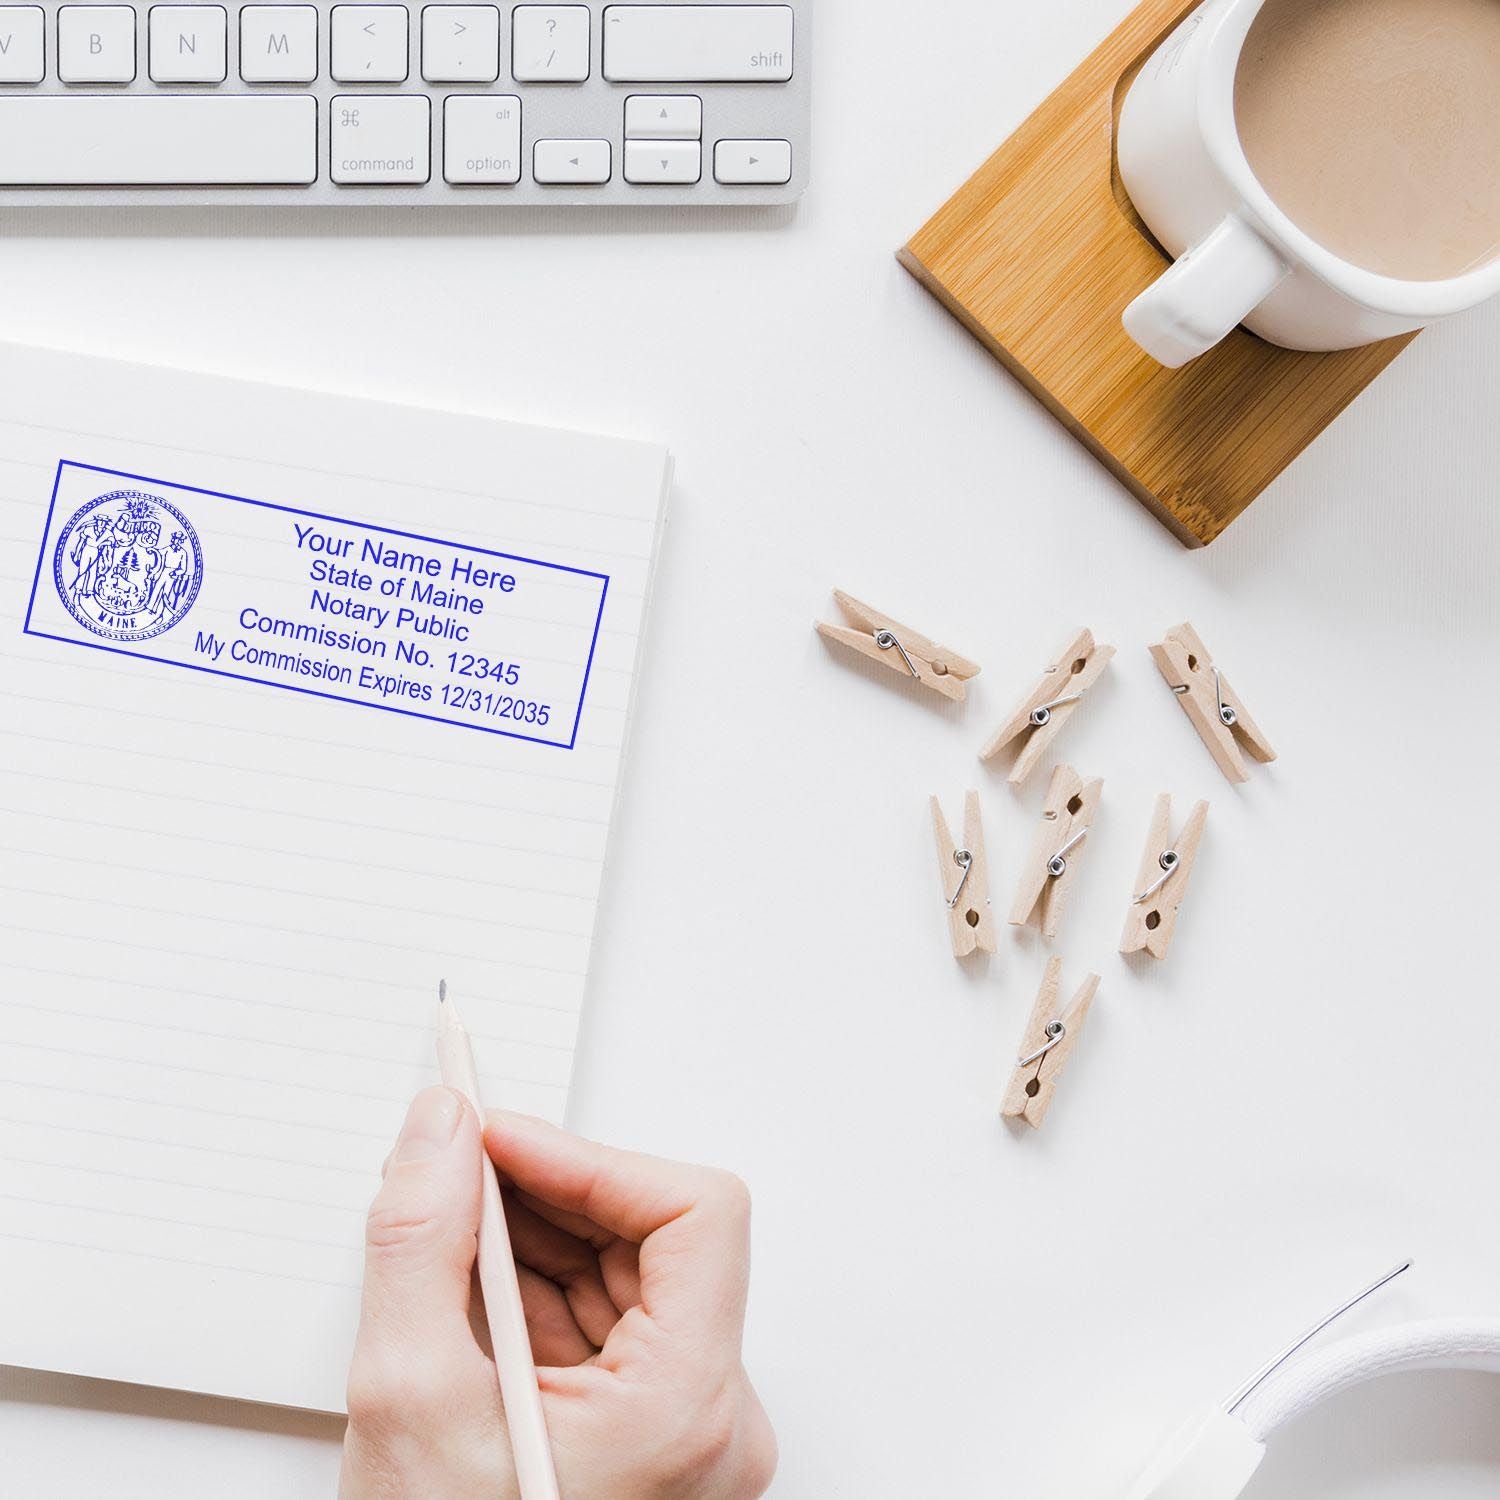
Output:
left=1123, top=217, right=1289, bottom=367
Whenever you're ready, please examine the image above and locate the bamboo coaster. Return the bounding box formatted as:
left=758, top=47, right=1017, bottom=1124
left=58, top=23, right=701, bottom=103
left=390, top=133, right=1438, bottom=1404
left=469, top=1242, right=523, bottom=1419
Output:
left=897, top=0, right=1417, bottom=547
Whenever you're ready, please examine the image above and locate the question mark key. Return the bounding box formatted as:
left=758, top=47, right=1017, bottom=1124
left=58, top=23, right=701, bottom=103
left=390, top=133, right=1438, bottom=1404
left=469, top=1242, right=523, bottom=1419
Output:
left=512, top=4, right=590, bottom=80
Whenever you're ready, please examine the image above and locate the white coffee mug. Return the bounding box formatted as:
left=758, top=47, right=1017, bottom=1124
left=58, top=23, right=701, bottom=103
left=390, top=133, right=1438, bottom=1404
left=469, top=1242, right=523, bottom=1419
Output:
left=1116, top=0, right=1500, bottom=366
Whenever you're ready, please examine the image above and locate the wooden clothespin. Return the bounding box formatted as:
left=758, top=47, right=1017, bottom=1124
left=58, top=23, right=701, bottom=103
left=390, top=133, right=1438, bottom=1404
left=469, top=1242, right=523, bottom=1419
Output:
left=1008, top=764, right=1103, bottom=939
left=1150, top=622, right=1276, bottom=784
left=816, top=590, right=981, bottom=703
left=1002, top=956, right=1099, bottom=1129
left=1120, top=794, right=1209, bottom=960
left=930, top=791, right=997, bottom=957
left=980, top=627, right=1115, bottom=785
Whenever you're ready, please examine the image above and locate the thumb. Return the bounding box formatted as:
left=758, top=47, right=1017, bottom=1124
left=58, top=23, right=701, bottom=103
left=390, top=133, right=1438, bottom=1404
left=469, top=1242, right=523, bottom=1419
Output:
left=354, top=1086, right=483, bottom=1361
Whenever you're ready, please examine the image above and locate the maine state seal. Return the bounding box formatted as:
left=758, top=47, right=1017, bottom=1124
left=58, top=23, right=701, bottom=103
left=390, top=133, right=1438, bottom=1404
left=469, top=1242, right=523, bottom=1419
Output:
left=53, top=490, right=203, bottom=642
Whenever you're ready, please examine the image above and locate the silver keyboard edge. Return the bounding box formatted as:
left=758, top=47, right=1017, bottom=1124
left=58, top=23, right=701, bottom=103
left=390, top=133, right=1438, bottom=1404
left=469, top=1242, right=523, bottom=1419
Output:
left=0, top=0, right=811, bottom=207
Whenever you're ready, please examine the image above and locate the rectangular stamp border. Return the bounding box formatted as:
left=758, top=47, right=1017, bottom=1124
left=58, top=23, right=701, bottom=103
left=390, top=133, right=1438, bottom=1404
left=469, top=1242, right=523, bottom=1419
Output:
left=22, top=460, right=611, bottom=751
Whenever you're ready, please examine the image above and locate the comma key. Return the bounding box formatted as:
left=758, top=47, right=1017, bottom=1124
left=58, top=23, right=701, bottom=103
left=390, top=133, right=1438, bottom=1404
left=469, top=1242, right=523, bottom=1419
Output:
left=331, top=4, right=409, bottom=82
left=443, top=95, right=521, bottom=184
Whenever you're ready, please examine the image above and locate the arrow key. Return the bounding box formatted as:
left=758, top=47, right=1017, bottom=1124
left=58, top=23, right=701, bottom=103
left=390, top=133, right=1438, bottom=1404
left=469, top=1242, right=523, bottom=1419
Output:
left=624, top=139, right=700, bottom=185
left=624, top=94, right=702, bottom=141
left=713, top=138, right=791, bottom=185
left=533, top=138, right=611, bottom=184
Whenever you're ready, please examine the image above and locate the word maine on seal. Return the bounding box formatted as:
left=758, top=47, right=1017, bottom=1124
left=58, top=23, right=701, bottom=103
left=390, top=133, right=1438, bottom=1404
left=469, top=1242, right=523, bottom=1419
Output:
left=294, top=523, right=519, bottom=602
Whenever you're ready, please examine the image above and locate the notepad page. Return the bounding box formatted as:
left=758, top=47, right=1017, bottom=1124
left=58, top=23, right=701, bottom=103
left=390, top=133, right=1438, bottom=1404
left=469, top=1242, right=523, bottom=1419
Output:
left=0, top=342, right=669, bottom=1413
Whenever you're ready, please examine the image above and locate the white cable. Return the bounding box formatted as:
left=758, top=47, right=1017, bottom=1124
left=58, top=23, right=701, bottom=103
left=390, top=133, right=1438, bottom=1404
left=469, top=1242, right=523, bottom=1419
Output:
left=1234, top=1319, right=1500, bottom=1443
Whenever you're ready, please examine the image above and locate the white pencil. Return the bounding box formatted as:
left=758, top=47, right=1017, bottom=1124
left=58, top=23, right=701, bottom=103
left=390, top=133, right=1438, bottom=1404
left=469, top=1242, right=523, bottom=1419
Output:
left=435, top=980, right=561, bottom=1500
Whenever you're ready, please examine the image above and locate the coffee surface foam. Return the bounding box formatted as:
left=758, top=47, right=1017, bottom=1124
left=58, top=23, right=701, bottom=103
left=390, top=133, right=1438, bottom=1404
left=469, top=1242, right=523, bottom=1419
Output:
left=1235, top=0, right=1500, bottom=281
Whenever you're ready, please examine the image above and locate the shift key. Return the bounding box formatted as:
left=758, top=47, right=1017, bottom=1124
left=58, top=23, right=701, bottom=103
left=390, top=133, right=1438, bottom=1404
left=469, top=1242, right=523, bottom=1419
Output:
left=603, top=5, right=793, bottom=82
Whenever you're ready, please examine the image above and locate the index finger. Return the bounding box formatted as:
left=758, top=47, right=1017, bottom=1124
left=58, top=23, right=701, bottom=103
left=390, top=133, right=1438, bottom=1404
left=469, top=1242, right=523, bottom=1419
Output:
left=484, top=1111, right=751, bottom=1345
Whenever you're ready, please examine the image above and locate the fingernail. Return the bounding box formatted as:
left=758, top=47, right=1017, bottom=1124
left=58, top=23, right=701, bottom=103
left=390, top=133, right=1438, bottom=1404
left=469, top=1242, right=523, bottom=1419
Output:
left=393, top=1086, right=463, bottom=1164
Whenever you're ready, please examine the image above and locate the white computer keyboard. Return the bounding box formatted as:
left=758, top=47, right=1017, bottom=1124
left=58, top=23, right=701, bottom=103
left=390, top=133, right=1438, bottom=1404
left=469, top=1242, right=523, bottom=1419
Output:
left=0, top=0, right=809, bottom=205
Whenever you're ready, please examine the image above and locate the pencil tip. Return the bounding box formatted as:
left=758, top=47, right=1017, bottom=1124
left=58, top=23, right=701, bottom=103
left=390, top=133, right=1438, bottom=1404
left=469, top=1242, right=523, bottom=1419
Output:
left=438, top=978, right=448, bottom=1004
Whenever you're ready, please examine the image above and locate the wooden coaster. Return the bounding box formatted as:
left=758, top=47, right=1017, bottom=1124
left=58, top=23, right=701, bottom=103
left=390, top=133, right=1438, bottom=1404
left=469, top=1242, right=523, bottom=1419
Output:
left=897, top=0, right=1416, bottom=547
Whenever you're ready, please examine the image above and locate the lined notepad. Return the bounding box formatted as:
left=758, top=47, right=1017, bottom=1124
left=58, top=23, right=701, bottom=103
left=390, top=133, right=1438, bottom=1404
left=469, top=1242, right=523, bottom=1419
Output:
left=0, top=343, right=669, bottom=1412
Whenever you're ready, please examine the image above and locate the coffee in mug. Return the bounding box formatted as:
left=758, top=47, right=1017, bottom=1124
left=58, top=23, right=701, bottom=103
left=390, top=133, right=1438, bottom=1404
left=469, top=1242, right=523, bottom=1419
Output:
left=1234, top=0, right=1500, bottom=282
left=1116, top=0, right=1500, bottom=365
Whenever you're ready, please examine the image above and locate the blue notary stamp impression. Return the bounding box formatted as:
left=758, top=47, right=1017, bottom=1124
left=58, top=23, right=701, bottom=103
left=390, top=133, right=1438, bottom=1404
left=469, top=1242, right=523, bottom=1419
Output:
left=53, top=489, right=203, bottom=643
left=26, top=461, right=610, bottom=750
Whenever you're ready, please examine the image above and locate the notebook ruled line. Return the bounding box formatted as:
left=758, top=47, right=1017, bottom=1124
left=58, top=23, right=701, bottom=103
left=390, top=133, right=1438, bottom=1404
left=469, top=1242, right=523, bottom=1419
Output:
left=0, top=889, right=595, bottom=977
left=0, top=1230, right=359, bottom=1292
left=0, top=1113, right=375, bottom=1178
left=0, top=728, right=617, bottom=831
left=5, top=843, right=598, bottom=943
left=0, top=959, right=578, bottom=1050
left=3, top=1153, right=369, bottom=1217
left=0, top=1006, right=572, bottom=1090
left=0, top=1067, right=395, bottom=1142
left=0, top=921, right=590, bottom=1004
left=0, top=767, right=610, bottom=868
left=0, top=1192, right=359, bottom=1255
left=0, top=682, right=625, bottom=792
left=0, top=805, right=600, bottom=904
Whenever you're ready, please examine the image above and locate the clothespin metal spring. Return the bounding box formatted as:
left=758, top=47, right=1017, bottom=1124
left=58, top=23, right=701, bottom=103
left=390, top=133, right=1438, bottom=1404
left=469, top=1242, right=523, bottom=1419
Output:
left=1017, top=1020, right=1066, bottom=1068
left=946, top=848, right=974, bottom=910
left=1169, top=666, right=1236, bottom=726
left=1214, top=667, right=1237, bottom=727
left=1029, top=692, right=1081, bottom=728
left=1134, top=848, right=1181, bottom=904
left=874, top=628, right=920, bottom=680
left=1047, top=827, right=1089, bottom=879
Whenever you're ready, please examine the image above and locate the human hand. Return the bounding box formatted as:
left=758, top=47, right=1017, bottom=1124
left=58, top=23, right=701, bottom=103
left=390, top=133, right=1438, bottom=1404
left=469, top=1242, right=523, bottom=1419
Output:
left=339, top=1087, right=777, bottom=1500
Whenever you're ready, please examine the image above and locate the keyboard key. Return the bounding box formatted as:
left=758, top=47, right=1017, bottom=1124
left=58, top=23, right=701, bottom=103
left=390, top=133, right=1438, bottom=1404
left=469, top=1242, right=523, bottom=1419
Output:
left=624, top=139, right=698, bottom=184
left=58, top=5, right=137, bottom=83
left=0, top=7, right=45, bottom=84
left=331, top=5, right=409, bottom=82
left=603, top=5, right=792, bottom=83
left=533, top=137, right=608, bottom=184
left=442, top=93, right=519, bottom=182
left=713, top=137, right=790, bottom=184
left=421, top=4, right=497, bottom=81
left=624, top=94, right=700, bottom=140
left=149, top=4, right=226, bottom=82
left=0, top=94, right=315, bottom=182
left=240, top=5, right=318, bottom=82
left=331, top=93, right=429, bottom=180
left=512, top=4, right=588, bottom=82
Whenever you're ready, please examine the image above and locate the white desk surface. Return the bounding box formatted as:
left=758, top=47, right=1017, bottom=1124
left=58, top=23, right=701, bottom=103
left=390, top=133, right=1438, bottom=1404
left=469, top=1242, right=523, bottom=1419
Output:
left=2, top=0, right=1499, bottom=1494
